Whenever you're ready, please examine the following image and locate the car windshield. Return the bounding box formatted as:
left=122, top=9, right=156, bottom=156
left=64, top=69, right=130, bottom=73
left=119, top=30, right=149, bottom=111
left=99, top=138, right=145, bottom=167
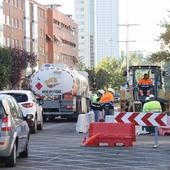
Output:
left=4, top=93, right=28, bottom=103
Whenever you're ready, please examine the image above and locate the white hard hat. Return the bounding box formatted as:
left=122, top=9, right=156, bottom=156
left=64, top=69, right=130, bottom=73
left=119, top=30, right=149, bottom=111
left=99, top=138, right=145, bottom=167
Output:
left=145, top=97, right=150, bottom=101
left=98, top=89, right=104, bottom=95
left=149, top=94, right=155, bottom=99
left=108, top=87, right=115, bottom=94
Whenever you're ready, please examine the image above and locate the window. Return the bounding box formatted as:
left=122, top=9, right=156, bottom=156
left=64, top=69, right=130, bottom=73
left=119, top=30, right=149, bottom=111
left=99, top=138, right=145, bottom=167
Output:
left=21, top=21, right=24, bottom=29
left=17, top=19, right=19, bottom=28
left=12, top=0, right=15, bottom=6
left=5, top=15, right=10, bottom=25
left=39, top=46, right=45, bottom=54
left=16, top=40, right=19, bottom=47
left=38, top=9, right=44, bottom=19
left=20, top=0, right=23, bottom=9
left=11, top=18, right=14, bottom=27
left=39, top=28, right=44, bottom=37
left=8, top=98, right=20, bottom=119
left=11, top=39, right=15, bottom=47
left=16, top=0, right=18, bottom=7
left=12, top=98, right=23, bottom=118
left=6, top=37, right=10, bottom=47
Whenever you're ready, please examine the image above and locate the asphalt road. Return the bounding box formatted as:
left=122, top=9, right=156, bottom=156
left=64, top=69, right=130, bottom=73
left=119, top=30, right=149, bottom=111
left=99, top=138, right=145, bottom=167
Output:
left=1, top=122, right=170, bottom=170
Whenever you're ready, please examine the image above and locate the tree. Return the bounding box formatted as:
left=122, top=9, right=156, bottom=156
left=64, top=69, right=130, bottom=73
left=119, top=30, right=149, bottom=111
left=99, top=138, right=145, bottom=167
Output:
left=96, top=57, right=126, bottom=91
left=96, top=69, right=110, bottom=89
left=150, top=51, right=170, bottom=63
left=9, top=48, right=37, bottom=89
left=0, top=47, right=11, bottom=90
left=149, top=13, right=170, bottom=63
left=85, top=68, right=96, bottom=91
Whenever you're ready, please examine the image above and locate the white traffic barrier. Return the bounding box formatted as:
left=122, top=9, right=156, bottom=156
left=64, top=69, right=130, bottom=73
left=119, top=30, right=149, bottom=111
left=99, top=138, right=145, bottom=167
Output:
left=105, top=115, right=115, bottom=123
left=76, top=114, right=89, bottom=133
left=76, top=111, right=95, bottom=133
left=86, top=111, right=95, bottom=127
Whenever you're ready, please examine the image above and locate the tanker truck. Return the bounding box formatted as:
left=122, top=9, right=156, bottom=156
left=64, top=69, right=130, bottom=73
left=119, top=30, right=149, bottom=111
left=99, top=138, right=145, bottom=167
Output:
left=30, top=64, right=90, bottom=121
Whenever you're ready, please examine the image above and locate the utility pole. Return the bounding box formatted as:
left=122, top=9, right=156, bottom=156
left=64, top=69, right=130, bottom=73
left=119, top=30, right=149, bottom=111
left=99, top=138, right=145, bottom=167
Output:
left=119, top=23, right=139, bottom=81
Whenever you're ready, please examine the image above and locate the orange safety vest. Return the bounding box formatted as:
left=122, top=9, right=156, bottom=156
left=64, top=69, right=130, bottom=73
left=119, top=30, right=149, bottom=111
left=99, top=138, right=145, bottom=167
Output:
left=100, top=91, right=114, bottom=103
left=138, top=78, right=152, bottom=85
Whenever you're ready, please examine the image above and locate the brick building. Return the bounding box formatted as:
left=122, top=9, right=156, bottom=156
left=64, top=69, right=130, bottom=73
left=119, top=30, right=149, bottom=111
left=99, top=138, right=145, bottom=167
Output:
left=0, top=0, right=79, bottom=68
left=46, top=5, right=78, bottom=67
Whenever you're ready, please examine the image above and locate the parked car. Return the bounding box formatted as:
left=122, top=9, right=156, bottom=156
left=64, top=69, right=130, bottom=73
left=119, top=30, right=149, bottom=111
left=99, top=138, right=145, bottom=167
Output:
left=0, top=94, right=31, bottom=167
left=0, top=90, right=43, bottom=133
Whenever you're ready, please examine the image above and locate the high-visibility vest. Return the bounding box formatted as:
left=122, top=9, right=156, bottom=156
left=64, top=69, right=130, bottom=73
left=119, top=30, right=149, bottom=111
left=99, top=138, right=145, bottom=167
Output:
left=91, top=94, right=99, bottom=104
left=100, top=92, right=114, bottom=103
left=143, top=100, right=162, bottom=113
left=138, top=78, right=152, bottom=85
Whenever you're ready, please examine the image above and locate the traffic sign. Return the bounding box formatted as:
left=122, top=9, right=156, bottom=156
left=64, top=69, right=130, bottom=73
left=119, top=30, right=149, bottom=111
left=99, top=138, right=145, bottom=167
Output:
left=114, top=112, right=167, bottom=127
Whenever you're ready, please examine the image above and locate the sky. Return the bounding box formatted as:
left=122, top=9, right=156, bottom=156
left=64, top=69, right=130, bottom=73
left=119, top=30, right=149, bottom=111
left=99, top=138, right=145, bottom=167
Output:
left=36, top=0, right=170, bottom=54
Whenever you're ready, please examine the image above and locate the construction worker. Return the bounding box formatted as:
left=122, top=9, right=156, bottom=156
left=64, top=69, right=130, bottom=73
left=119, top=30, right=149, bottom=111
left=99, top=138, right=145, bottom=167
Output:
left=143, top=94, right=162, bottom=113
left=143, top=94, right=162, bottom=134
left=100, top=87, right=115, bottom=116
left=90, top=89, right=105, bottom=122
left=138, top=73, right=153, bottom=96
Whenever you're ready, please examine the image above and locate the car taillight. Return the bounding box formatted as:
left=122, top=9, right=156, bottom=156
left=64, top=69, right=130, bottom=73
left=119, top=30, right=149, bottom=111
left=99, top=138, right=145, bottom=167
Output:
left=1, top=116, right=12, bottom=131
left=22, top=102, right=33, bottom=108
left=64, top=105, right=73, bottom=110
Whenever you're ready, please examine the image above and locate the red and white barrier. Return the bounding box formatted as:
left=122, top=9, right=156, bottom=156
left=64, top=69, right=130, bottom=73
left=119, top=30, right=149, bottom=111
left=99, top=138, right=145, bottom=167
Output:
left=83, top=122, right=135, bottom=147
left=114, top=112, right=167, bottom=127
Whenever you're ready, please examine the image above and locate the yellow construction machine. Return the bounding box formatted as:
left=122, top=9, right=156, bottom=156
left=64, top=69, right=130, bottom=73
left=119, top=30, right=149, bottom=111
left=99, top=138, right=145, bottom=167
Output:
left=120, top=65, right=170, bottom=114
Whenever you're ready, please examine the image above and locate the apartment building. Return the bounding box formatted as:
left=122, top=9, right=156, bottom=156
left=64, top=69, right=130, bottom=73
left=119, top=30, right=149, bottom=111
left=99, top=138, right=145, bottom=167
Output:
left=75, top=0, right=95, bottom=68
left=46, top=5, right=78, bottom=67
left=1, top=0, right=78, bottom=68
left=75, top=0, right=119, bottom=67
left=3, top=0, right=24, bottom=49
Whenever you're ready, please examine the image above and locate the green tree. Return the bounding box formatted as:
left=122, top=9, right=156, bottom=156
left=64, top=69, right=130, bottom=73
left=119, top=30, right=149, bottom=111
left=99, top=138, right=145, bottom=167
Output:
left=0, top=47, right=11, bottom=90
left=96, top=57, right=126, bottom=91
left=149, top=13, right=170, bottom=63
left=96, top=69, right=110, bottom=89
left=85, top=68, right=96, bottom=91
left=150, top=51, right=170, bottom=63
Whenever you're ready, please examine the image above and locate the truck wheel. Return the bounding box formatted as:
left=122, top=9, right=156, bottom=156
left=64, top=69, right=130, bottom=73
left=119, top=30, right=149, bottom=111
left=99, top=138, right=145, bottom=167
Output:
left=5, top=143, right=17, bottom=167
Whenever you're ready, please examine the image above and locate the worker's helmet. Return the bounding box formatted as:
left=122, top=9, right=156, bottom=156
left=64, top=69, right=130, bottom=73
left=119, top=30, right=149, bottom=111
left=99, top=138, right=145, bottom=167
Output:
left=108, top=87, right=115, bottom=94
left=149, top=94, right=155, bottom=100
left=145, top=97, right=150, bottom=101
left=98, top=89, right=105, bottom=95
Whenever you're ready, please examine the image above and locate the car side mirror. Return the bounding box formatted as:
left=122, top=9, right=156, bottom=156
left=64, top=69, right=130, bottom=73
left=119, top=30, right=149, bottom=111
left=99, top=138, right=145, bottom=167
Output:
left=26, top=114, right=33, bottom=120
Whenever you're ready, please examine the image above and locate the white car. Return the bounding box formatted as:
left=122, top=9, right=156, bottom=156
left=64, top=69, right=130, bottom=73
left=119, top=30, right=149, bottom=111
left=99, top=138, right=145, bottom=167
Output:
left=0, top=90, right=43, bottom=133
